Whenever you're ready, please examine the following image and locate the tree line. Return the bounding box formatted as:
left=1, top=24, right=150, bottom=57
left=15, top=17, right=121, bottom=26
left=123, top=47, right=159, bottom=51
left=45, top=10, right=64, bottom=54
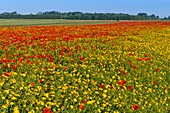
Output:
left=0, top=11, right=169, bottom=20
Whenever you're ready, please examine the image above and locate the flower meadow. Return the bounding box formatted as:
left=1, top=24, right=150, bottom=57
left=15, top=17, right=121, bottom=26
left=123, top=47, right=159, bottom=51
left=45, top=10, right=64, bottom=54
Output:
left=0, top=22, right=170, bottom=113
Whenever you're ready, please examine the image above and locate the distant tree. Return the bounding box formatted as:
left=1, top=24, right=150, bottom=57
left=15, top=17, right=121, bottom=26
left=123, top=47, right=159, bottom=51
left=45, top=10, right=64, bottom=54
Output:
left=36, top=12, right=43, bottom=15
left=11, top=11, right=17, bottom=15
left=137, top=13, right=148, bottom=19
left=164, top=17, right=168, bottom=20
left=149, top=14, right=156, bottom=20
left=168, top=16, right=170, bottom=20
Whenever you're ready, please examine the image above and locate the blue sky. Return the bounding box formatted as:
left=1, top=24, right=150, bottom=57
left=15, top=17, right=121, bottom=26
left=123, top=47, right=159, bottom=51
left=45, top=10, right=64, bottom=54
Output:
left=0, top=0, right=170, bottom=17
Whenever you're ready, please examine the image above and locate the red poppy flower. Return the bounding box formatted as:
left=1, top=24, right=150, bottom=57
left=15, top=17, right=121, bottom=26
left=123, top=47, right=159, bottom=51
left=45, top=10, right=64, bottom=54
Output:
left=162, top=66, right=165, bottom=68
left=155, top=68, right=159, bottom=72
left=153, top=80, right=157, bottom=84
left=100, top=83, right=104, bottom=88
left=133, top=65, right=137, bottom=69
left=75, top=46, right=79, bottom=51
left=27, top=56, right=32, bottom=58
left=129, top=61, right=133, bottom=65
left=26, top=60, right=31, bottom=63
left=82, top=99, right=86, bottom=103
left=39, top=80, right=44, bottom=83
left=3, top=65, right=8, bottom=69
left=46, top=72, right=50, bottom=74
left=59, top=51, right=64, bottom=56
left=80, top=57, right=84, bottom=61
left=43, top=107, right=52, bottom=113
left=118, top=80, right=126, bottom=86
left=79, top=104, right=85, bottom=110
left=127, top=86, right=133, bottom=90
left=70, top=59, right=74, bottom=62
left=129, top=53, right=134, bottom=56
left=49, top=58, right=54, bottom=62
left=144, top=54, right=148, bottom=57
left=68, top=53, right=72, bottom=57
left=123, top=72, right=126, bottom=76
left=31, top=82, right=35, bottom=87
left=5, top=72, right=10, bottom=77
left=132, top=104, right=140, bottom=110
left=144, top=57, right=151, bottom=61
left=162, top=108, right=166, bottom=111
left=11, top=65, right=17, bottom=71
left=164, top=88, right=167, bottom=91
left=138, top=58, right=143, bottom=61
left=12, top=60, right=17, bottom=63
left=119, top=70, right=123, bottom=73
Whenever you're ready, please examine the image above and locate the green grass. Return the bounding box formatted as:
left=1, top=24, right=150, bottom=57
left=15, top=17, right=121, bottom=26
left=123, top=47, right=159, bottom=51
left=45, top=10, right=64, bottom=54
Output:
left=0, top=19, right=115, bottom=26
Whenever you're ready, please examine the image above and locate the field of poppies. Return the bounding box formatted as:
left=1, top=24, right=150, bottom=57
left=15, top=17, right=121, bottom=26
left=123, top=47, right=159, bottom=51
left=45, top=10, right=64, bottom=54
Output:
left=0, top=22, right=170, bottom=113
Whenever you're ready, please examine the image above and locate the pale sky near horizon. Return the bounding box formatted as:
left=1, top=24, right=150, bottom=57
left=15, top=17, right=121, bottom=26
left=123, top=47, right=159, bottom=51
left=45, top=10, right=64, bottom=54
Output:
left=0, top=0, right=170, bottom=18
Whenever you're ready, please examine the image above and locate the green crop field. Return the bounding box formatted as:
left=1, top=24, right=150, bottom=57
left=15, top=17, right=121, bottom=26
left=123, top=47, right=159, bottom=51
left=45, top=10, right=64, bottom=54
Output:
left=0, top=19, right=116, bottom=26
